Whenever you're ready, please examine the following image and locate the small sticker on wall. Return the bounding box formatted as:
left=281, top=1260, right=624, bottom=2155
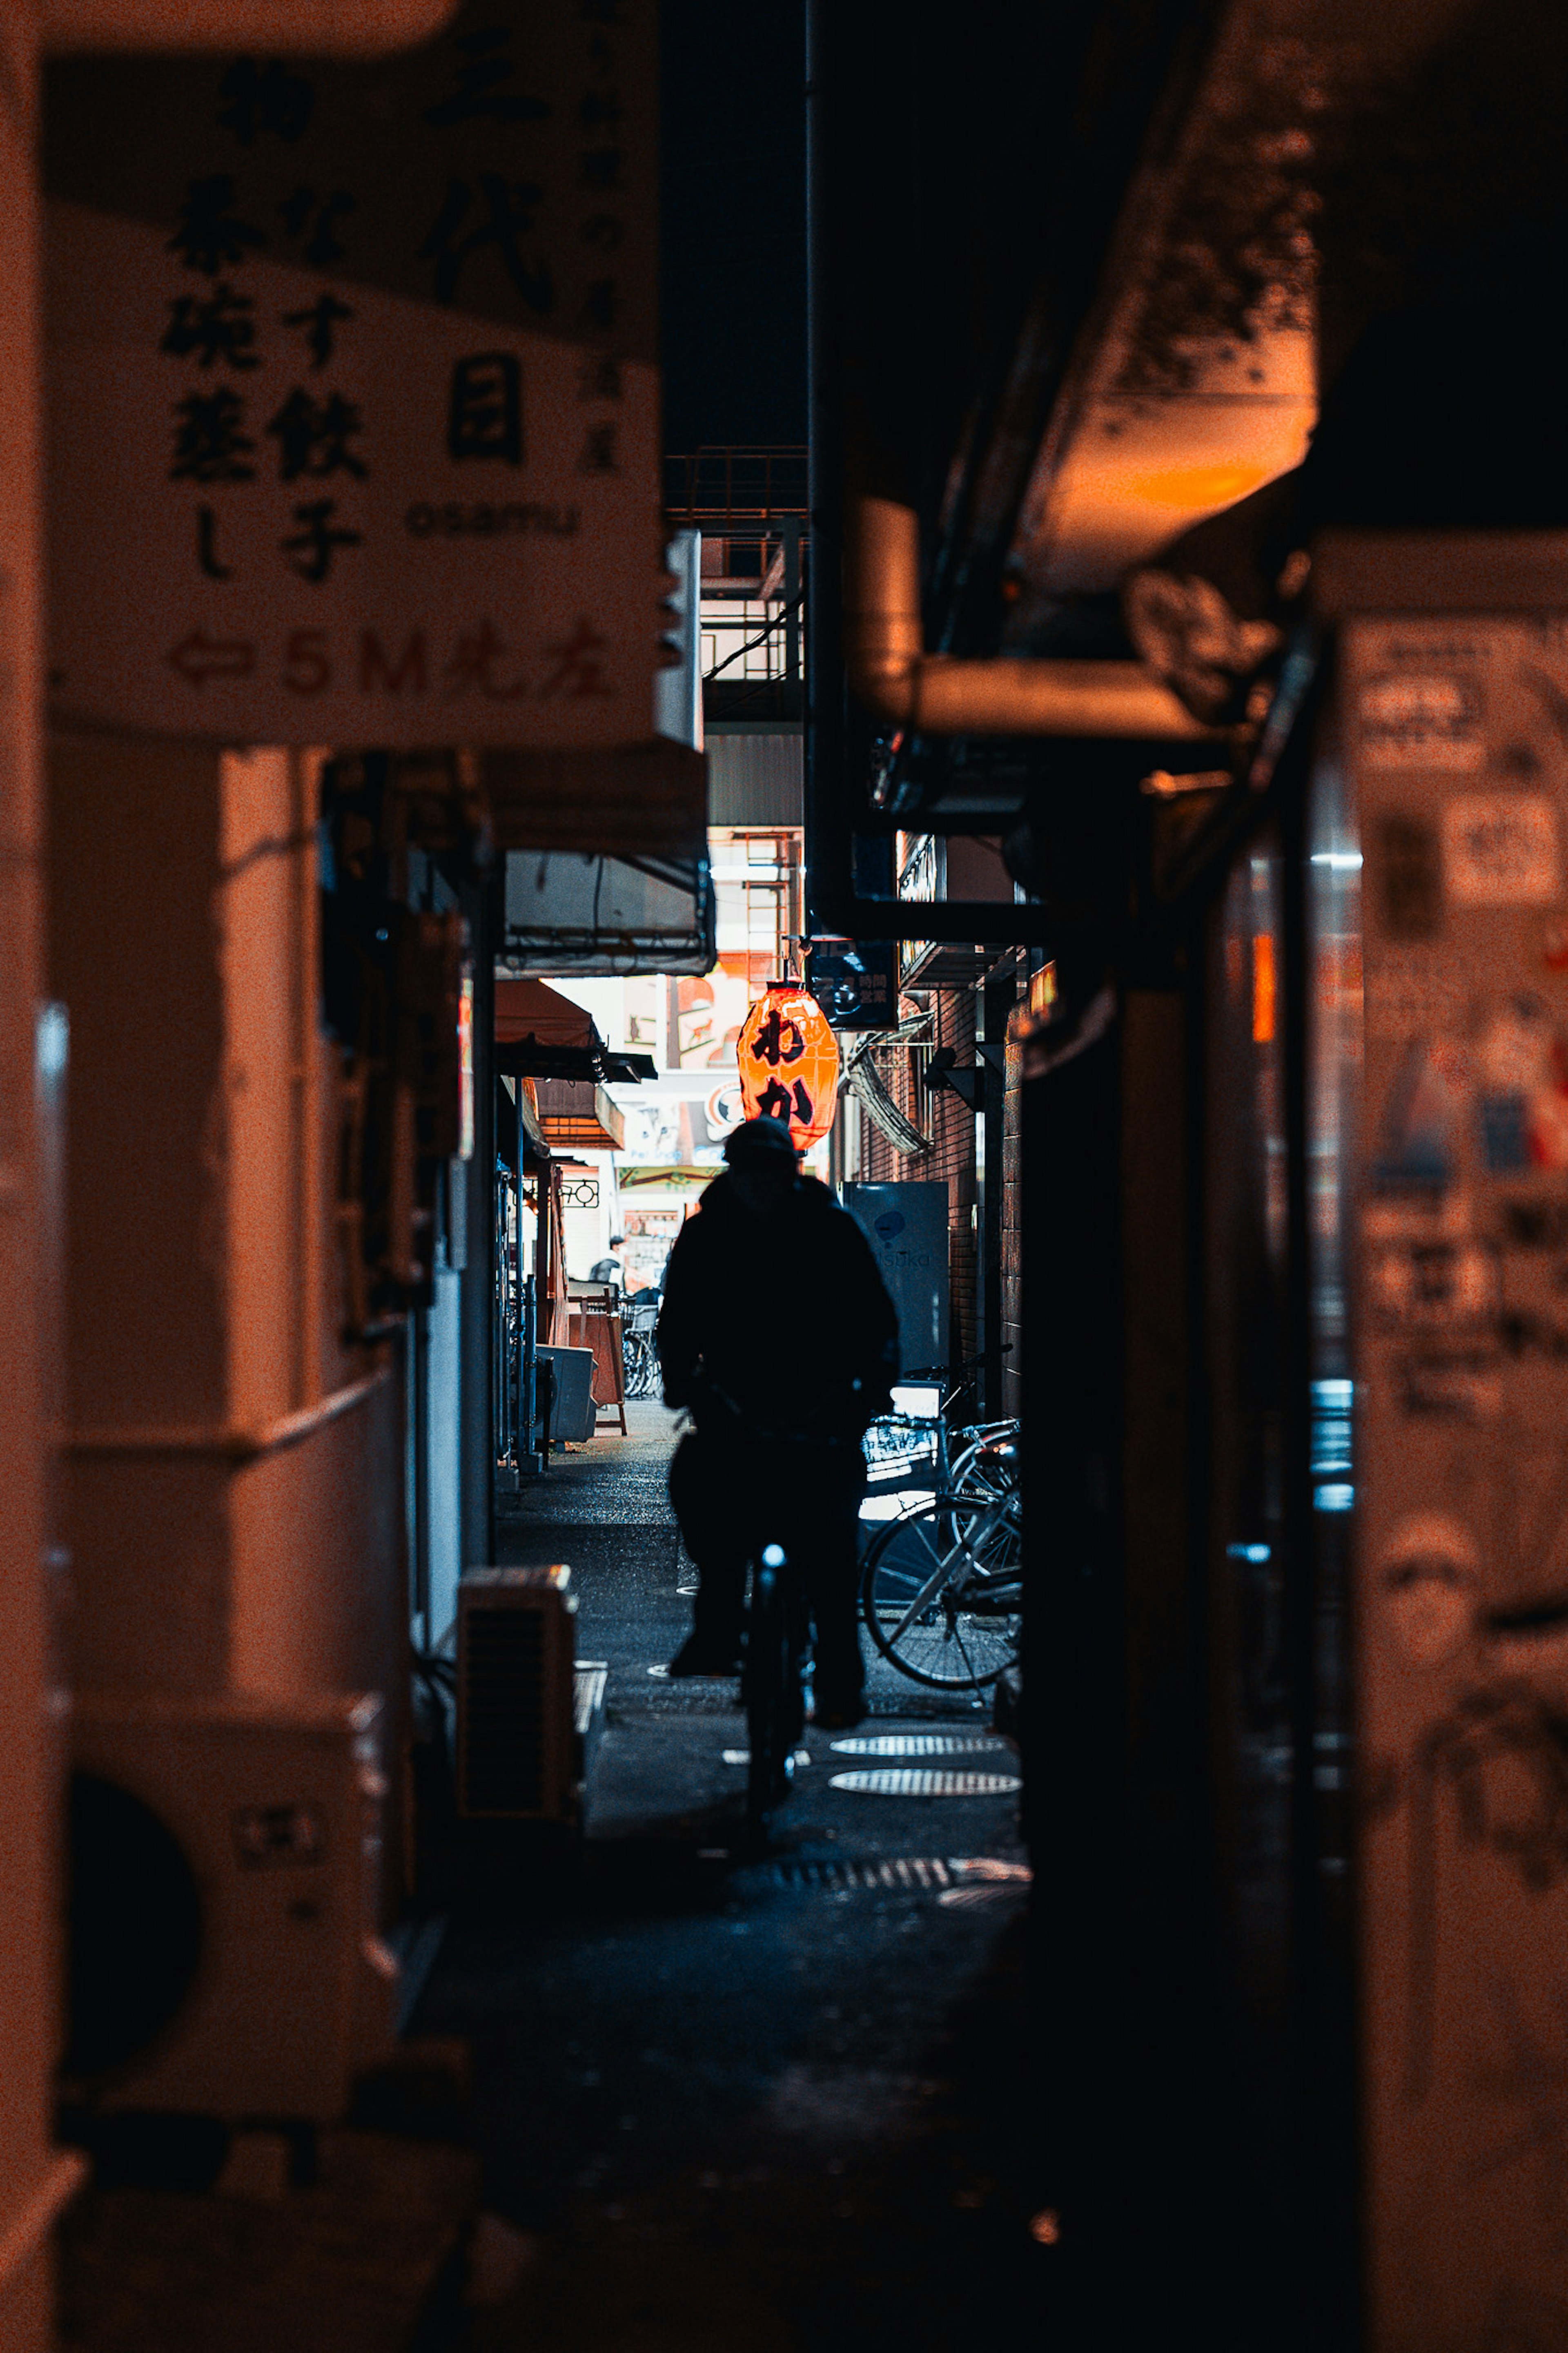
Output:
left=1379, top=1514, right=1480, bottom=1668
left=1443, top=794, right=1561, bottom=906
left=1359, top=672, right=1483, bottom=769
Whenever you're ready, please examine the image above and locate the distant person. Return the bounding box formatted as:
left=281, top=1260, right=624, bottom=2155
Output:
left=656, top=1115, right=898, bottom=1729
left=588, top=1235, right=626, bottom=1287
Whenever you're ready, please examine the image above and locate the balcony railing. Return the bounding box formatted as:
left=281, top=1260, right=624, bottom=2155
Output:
left=665, top=449, right=808, bottom=689
left=664, top=446, right=808, bottom=528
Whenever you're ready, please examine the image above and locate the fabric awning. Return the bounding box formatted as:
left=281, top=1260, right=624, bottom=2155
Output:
left=497, top=1075, right=552, bottom=1168
left=533, top=1079, right=626, bottom=1153
left=490, top=743, right=712, bottom=979
left=496, top=977, right=597, bottom=1052
left=494, top=981, right=655, bottom=1084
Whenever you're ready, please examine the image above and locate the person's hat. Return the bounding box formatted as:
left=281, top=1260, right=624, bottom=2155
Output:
left=724, top=1114, right=798, bottom=1165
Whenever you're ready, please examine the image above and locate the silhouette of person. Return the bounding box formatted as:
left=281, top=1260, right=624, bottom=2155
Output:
left=657, top=1115, right=898, bottom=1728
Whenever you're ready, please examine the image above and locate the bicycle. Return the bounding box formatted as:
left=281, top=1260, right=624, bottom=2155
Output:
left=683, top=1373, right=864, bottom=1842
left=859, top=1438, right=1022, bottom=1691
left=862, top=1358, right=1020, bottom=1506
left=742, top=1540, right=810, bottom=1840
left=621, top=1297, right=662, bottom=1399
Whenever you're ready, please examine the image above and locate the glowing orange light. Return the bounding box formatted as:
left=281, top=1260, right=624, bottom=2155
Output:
left=736, top=980, right=841, bottom=1150
left=458, top=973, right=475, bottom=1159
left=1127, top=462, right=1271, bottom=509
left=1029, top=2209, right=1062, bottom=2245
left=1252, top=933, right=1277, bottom=1045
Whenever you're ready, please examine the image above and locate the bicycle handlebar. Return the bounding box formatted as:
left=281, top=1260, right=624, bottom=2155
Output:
left=900, top=1348, right=1013, bottom=1380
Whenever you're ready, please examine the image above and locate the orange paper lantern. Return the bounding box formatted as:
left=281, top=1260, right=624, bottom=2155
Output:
left=736, top=980, right=841, bottom=1150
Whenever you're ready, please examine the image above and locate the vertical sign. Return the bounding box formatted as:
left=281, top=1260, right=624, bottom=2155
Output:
left=1346, top=609, right=1568, bottom=2348
left=843, top=1181, right=950, bottom=1372
left=45, top=2, right=662, bottom=747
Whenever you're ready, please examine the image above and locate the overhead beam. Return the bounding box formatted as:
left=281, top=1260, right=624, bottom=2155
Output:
left=43, top=0, right=456, bottom=51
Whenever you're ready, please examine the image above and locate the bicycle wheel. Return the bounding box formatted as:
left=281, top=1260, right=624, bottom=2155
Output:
left=623, top=1333, right=656, bottom=1399
left=744, top=1549, right=802, bottom=1835
left=861, top=1492, right=1021, bottom=1689
left=949, top=1420, right=1020, bottom=1501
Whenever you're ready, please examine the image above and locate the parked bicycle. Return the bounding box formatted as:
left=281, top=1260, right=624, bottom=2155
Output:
left=621, top=1295, right=662, bottom=1399
left=859, top=1363, right=1021, bottom=1691
left=860, top=1443, right=1021, bottom=1689
left=862, top=1358, right=1019, bottom=1503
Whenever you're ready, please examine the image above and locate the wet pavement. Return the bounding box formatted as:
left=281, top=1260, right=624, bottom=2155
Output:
left=414, top=1405, right=1049, bottom=2351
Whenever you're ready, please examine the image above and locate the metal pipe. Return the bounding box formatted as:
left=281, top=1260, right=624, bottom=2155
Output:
left=844, top=495, right=1222, bottom=741
left=804, top=0, right=848, bottom=937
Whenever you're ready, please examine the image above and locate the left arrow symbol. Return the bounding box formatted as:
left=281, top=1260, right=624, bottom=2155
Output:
left=167, top=631, right=256, bottom=685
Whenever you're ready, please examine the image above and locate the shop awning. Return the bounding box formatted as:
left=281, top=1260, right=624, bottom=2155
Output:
left=517, top=1081, right=550, bottom=1158
left=487, top=739, right=714, bottom=978
left=497, top=977, right=595, bottom=1053
left=494, top=978, right=655, bottom=1084
left=496, top=1075, right=552, bottom=1169
left=532, top=1079, right=626, bottom=1153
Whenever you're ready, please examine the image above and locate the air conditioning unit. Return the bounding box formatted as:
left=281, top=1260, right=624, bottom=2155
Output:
left=457, top=1567, right=594, bottom=1821
left=67, top=1692, right=399, bottom=2124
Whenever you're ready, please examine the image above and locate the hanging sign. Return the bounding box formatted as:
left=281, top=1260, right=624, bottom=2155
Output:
left=735, top=979, right=840, bottom=1151
left=44, top=2, right=662, bottom=747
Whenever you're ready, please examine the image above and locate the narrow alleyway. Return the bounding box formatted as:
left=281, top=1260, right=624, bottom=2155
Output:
left=413, top=1407, right=1048, bottom=2351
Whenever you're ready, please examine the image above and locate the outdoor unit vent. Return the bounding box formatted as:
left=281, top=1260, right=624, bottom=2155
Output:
left=457, top=1567, right=579, bottom=1820
left=67, top=1693, right=399, bottom=2123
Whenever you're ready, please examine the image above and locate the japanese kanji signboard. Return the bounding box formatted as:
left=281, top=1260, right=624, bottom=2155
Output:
left=45, top=3, right=662, bottom=747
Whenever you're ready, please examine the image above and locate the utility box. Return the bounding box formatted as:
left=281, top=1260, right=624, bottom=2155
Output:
left=67, top=1693, right=398, bottom=2123
left=536, top=1345, right=596, bottom=1443
left=457, top=1567, right=585, bottom=1822
left=844, top=1180, right=950, bottom=1373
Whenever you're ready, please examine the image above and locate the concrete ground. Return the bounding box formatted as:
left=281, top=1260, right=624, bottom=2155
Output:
left=413, top=1405, right=1050, bottom=2352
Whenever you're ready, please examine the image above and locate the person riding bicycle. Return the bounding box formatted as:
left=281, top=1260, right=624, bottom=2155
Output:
left=657, top=1113, right=899, bottom=1731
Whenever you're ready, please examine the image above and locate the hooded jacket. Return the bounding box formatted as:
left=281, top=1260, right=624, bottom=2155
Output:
left=656, top=1170, right=899, bottom=1439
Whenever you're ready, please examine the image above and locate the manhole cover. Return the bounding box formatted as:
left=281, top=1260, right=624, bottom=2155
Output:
left=774, top=1856, right=953, bottom=1890
left=830, top=1734, right=1005, bottom=1758
left=828, top=1768, right=1022, bottom=1798
left=770, top=1855, right=1031, bottom=1891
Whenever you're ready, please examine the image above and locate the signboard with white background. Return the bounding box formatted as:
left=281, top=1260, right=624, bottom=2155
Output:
left=45, top=3, right=662, bottom=746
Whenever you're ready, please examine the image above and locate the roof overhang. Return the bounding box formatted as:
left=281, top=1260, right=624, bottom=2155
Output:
left=494, top=979, right=653, bottom=1084
left=533, top=1081, right=626, bottom=1154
